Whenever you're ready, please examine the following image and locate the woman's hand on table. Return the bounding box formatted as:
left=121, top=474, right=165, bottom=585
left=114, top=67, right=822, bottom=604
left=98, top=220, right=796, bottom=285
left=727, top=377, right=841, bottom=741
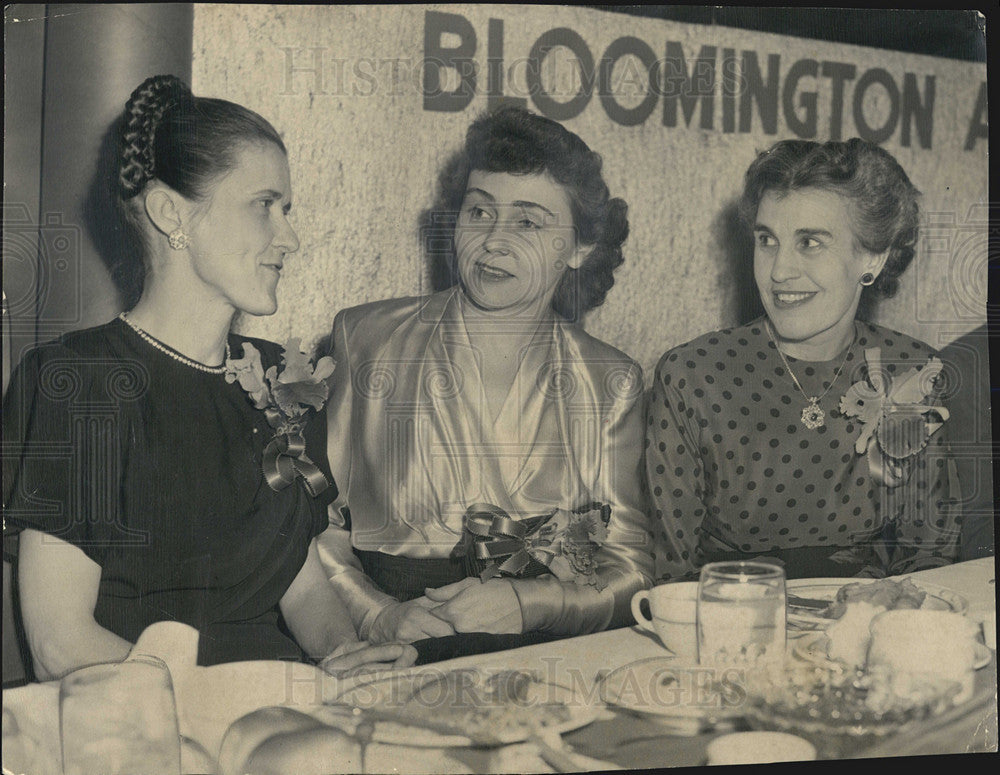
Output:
left=424, top=577, right=524, bottom=634
left=367, top=598, right=457, bottom=644
left=318, top=640, right=417, bottom=677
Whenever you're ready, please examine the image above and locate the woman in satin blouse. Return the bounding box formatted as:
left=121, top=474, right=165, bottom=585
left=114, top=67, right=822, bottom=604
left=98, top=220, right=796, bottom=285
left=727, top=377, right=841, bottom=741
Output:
left=316, top=106, right=653, bottom=644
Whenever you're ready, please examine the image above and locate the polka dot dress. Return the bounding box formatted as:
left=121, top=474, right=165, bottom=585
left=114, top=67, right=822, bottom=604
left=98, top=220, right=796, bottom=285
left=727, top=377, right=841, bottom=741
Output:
left=646, top=318, right=961, bottom=581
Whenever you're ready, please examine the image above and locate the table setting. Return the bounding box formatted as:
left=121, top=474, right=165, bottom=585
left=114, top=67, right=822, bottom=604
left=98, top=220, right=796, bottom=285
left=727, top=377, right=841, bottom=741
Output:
left=3, top=557, right=996, bottom=773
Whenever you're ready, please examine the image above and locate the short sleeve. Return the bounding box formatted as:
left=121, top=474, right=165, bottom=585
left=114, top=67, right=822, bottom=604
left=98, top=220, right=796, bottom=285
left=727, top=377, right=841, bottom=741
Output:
left=2, top=346, right=125, bottom=567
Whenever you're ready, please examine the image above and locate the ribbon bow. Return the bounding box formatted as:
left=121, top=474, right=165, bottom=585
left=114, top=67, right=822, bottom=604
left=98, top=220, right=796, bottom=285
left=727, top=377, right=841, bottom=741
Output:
left=453, top=504, right=557, bottom=581
left=838, top=347, right=949, bottom=487
left=261, top=408, right=330, bottom=497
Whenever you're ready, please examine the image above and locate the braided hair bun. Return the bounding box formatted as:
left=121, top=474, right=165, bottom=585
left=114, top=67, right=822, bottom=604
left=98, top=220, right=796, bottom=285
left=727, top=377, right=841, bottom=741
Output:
left=111, top=74, right=286, bottom=306
left=118, top=75, right=193, bottom=199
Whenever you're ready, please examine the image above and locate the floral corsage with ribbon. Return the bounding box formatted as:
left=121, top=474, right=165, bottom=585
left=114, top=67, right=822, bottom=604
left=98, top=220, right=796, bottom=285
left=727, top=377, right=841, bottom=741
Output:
left=450, top=502, right=612, bottom=590
left=225, top=338, right=334, bottom=497
left=838, top=347, right=949, bottom=488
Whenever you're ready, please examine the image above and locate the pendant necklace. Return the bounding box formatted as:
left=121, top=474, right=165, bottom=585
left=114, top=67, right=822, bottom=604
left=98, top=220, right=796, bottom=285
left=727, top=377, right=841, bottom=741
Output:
left=765, top=320, right=853, bottom=430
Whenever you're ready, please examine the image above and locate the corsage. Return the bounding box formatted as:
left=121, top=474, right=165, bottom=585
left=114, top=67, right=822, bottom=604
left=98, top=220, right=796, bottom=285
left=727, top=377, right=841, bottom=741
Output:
left=838, top=347, right=949, bottom=488
left=451, top=502, right=612, bottom=590
left=225, top=338, right=334, bottom=496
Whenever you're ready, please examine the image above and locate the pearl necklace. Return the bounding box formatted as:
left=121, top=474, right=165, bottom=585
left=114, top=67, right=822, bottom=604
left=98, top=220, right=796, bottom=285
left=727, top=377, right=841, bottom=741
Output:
left=119, top=312, right=230, bottom=374
left=765, top=320, right=853, bottom=430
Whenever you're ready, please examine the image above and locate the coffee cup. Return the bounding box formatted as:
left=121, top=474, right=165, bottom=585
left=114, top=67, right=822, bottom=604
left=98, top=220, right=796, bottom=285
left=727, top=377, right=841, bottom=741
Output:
left=867, top=609, right=981, bottom=703
left=631, top=581, right=698, bottom=659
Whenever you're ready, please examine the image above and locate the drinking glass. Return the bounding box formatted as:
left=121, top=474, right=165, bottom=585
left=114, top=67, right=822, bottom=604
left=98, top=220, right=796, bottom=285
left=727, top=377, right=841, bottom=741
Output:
left=697, top=561, right=786, bottom=671
left=59, top=654, right=181, bottom=775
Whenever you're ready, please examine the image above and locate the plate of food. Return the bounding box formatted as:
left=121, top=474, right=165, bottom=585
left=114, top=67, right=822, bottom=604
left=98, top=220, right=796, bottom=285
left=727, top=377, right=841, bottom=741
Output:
left=331, top=668, right=599, bottom=748
left=785, top=576, right=968, bottom=632
left=791, top=631, right=992, bottom=672
left=597, top=656, right=746, bottom=726
left=744, top=662, right=966, bottom=759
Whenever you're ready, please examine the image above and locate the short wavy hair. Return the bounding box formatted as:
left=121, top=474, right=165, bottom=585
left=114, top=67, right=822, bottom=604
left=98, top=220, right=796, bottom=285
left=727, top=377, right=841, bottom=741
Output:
left=738, top=138, right=921, bottom=300
left=423, top=105, right=629, bottom=321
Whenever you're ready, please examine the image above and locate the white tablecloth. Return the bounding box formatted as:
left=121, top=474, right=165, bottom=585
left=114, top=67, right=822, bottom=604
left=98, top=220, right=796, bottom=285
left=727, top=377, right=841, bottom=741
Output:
left=396, top=557, right=998, bottom=692
left=3, top=557, right=996, bottom=774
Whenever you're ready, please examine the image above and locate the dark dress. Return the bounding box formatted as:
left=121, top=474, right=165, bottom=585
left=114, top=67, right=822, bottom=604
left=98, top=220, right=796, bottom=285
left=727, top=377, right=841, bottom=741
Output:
left=938, top=324, right=995, bottom=560
left=2, top=318, right=336, bottom=666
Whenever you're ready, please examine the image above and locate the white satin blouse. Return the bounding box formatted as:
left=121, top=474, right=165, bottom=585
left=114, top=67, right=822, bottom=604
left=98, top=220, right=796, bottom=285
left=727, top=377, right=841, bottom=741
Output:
left=315, top=288, right=653, bottom=638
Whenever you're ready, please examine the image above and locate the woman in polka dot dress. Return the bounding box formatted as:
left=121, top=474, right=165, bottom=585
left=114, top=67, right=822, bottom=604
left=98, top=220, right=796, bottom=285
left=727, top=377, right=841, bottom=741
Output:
left=646, top=138, right=961, bottom=581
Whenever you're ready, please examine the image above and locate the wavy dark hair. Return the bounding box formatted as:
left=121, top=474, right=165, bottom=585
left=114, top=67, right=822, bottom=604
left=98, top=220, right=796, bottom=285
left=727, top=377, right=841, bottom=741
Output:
left=738, top=138, right=921, bottom=303
left=111, top=74, right=286, bottom=307
left=422, top=104, right=629, bottom=322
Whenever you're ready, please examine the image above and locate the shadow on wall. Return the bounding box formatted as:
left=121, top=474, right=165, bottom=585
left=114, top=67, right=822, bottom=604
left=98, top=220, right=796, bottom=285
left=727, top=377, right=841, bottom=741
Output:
left=714, top=198, right=764, bottom=326
left=420, top=148, right=466, bottom=295
left=84, top=116, right=141, bottom=311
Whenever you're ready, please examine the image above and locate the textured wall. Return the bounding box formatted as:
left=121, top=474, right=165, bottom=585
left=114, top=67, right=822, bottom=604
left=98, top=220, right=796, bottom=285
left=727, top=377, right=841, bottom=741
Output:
left=192, top=4, right=988, bottom=380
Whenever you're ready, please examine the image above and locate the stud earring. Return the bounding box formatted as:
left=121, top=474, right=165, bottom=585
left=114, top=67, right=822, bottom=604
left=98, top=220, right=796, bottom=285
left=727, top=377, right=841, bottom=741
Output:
left=168, top=228, right=190, bottom=251
left=860, top=272, right=875, bottom=286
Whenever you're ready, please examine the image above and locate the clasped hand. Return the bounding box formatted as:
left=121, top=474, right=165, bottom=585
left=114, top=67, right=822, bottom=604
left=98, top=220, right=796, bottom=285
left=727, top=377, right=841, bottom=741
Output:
left=368, top=578, right=524, bottom=643
left=318, top=639, right=417, bottom=677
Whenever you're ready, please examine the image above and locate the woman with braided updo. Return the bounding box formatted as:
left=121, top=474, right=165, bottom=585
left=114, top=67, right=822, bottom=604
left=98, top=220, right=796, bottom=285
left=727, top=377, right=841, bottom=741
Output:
left=315, top=106, right=653, bottom=650
left=3, top=75, right=415, bottom=678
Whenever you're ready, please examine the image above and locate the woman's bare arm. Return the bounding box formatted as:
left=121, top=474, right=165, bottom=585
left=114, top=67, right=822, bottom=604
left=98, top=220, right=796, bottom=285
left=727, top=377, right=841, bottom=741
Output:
left=280, top=540, right=417, bottom=672
left=279, top=539, right=362, bottom=657
left=18, top=528, right=132, bottom=681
